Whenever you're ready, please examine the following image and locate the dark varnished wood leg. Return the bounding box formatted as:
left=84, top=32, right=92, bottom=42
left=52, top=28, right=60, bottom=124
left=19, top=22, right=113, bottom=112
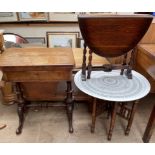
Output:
left=81, top=43, right=87, bottom=81
left=15, top=83, right=26, bottom=135
left=108, top=102, right=118, bottom=141
left=126, top=49, right=135, bottom=79
left=91, top=98, right=97, bottom=133
left=126, top=66, right=132, bottom=79
left=120, top=53, right=127, bottom=76
left=106, top=102, right=112, bottom=119
left=87, top=49, right=92, bottom=79
left=125, top=100, right=138, bottom=135
left=142, top=104, right=155, bottom=143
left=16, top=102, right=25, bottom=134
left=65, top=81, right=74, bottom=133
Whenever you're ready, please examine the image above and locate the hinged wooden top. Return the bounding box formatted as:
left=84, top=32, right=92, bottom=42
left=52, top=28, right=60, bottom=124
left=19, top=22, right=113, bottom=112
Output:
left=78, top=14, right=153, bottom=18
left=78, top=14, right=153, bottom=57
left=0, top=48, right=75, bottom=70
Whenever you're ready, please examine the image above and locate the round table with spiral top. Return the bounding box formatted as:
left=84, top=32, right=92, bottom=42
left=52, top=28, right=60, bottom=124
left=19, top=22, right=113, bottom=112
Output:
left=74, top=70, right=150, bottom=140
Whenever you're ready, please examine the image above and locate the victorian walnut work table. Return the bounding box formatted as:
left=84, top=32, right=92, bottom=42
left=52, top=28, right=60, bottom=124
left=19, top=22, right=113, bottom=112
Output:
left=0, top=48, right=75, bottom=134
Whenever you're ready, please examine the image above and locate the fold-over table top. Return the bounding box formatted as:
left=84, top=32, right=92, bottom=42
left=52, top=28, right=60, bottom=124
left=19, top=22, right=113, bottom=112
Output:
left=0, top=48, right=75, bottom=69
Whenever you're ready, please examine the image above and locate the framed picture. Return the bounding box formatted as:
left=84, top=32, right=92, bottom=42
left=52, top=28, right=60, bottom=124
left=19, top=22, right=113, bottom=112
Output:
left=49, top=12, right=78, bottom=22
left=18, top=12, right=48, bottom=21
left=0, top=12, right=18, bottom=22
left=25, top=37, right=46, bottom=44
left=47, top=32, right=79, bottom=48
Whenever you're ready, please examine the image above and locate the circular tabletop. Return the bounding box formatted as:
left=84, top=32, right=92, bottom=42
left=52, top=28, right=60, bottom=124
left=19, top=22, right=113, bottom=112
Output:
left=74, top=70, right=150, bottom=102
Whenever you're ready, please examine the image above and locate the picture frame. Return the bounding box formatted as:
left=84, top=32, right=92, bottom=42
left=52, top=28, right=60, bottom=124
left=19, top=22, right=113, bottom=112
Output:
left=0, top=12, right=18, bottom=22
left=25, top=37, right=46, bottom=44
left=49, top=12, right=78, bottom=22
left=18, top=12, right=48, bottom=21
left=47, top=32, right=79, bottom=48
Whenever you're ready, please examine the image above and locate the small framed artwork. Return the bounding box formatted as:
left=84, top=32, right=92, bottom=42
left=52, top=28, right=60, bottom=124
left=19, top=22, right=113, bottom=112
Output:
left=25, top=37, right=46, bottom=44
left=47, top=32, right=79, bottom=48
left=49, top=12, right=78, bottom=22
left=0, top=12, right=18, bottom=22
left=18, top=12, right=48, bottom=21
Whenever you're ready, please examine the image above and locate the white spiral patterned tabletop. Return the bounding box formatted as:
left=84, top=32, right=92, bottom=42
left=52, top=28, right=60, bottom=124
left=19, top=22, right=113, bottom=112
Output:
left=74, top=70, right=150, bottom=102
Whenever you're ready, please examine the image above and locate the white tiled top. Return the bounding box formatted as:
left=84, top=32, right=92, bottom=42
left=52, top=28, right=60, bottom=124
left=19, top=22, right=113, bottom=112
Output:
left=74, top=70, right=150, bottom=102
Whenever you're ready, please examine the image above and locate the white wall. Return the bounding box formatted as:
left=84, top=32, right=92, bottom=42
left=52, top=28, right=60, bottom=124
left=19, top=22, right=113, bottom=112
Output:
left=0, top=23, right=81, bottom=43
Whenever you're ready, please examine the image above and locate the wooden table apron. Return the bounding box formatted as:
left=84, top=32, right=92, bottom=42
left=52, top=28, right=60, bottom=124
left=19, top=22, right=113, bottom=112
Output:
left=0, top=48, right=75, bottom=134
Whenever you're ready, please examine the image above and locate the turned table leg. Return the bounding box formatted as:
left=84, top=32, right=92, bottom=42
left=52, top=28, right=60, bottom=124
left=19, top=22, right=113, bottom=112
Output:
left=125, top=100, right=138, bottom=135
left=65, top=81, right=74, bottom=133
left=14, top=83, right=26, bottom=135
left=81, top=43, right=87, bottom=81
left=108, top=102, right=118, bottom=141
left=87, top=49, right=92, bottom=79
left=91, top=98, right=97, bottom=133
left=142, top=104, right=155, bottom=143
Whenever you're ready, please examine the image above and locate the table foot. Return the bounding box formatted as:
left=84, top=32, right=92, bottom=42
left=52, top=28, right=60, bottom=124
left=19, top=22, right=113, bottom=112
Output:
left=125, top=130, right=130, bottom=136
left=91, top=98, right=97, bottom=133
left=16, top=128, right=22, bottom=135
left=16, top=104, right=25, bottom=135
left=67, top=102, right=74, bottom=133
left=66, top=81, right=74, bottom=133
left=107, top=134, right=112, bottom=141
left=124, top=101, right=138, bottom=136
left=107, top=102, right=118, bottom=141
left=15, top=83, right=25, bottom=135
left=69, top=127, right=73, bottom=133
